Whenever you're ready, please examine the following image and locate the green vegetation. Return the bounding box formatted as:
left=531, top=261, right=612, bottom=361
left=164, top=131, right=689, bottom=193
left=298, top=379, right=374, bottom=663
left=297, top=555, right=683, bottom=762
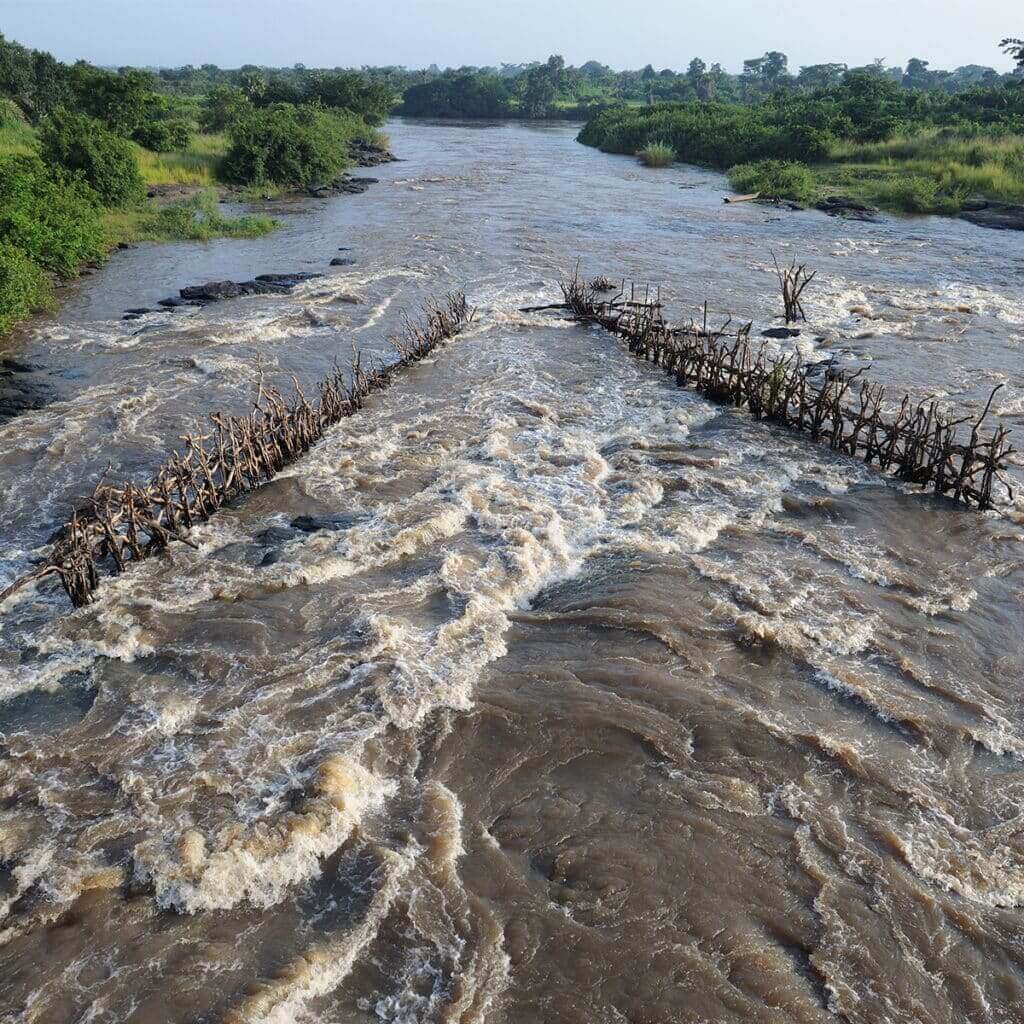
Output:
left=134, top=133, right=227, bottom=186
left=0, top=33, right=393, bottom=338
left=0, top=155, right=106, bottom=276
left=580, top=68, right=1024, bottom=216
left=728, top=160, right=817, bottom=202
left=222, top=105, right=371, bottom=187
left=40, top=109, right=146, bottom=206
left=103, top=192, right=276, bottom=244
left=638, top=142, right=675, bottom=167
left=0, top=242, right=53, bottom=334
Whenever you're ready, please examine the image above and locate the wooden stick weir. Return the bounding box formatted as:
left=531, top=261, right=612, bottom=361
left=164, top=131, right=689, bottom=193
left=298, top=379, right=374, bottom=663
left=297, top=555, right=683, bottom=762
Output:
left=536, top=270, right=1015, bottom=512
left=1, top=293, right=473, bottom=609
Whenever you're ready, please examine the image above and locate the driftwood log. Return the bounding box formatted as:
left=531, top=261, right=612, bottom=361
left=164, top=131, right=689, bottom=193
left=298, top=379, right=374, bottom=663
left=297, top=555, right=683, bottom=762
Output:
left=1, top=293, right=473, bottom=609
left=526, top=270, right=1014, bottom=512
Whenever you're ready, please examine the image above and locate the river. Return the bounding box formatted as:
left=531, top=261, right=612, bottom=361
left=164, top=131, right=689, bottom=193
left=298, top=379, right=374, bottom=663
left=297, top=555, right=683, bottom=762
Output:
left=1, top=119, right=1024, bottom=1023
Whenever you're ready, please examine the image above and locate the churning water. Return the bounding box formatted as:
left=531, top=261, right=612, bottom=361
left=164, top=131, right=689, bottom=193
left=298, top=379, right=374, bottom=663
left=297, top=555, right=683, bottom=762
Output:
left=1, top=120, right=1024, bottom=1023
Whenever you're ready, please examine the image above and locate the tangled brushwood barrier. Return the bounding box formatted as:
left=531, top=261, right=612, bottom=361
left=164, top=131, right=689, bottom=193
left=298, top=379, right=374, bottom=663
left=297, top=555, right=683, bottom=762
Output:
left=527, top=271, right=1015, bottom=512
left=2, top=293, right=473, bottom=608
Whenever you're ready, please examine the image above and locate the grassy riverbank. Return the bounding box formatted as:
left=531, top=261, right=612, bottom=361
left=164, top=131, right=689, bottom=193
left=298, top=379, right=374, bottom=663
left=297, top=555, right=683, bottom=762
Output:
left=579, top=82, right=1024, bottom=216
left=728, top=132, right=1024, bottom=213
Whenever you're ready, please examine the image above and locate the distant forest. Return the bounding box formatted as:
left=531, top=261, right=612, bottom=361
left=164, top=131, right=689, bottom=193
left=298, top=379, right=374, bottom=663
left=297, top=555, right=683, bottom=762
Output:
left=146, top=52, right=1024, bottom=119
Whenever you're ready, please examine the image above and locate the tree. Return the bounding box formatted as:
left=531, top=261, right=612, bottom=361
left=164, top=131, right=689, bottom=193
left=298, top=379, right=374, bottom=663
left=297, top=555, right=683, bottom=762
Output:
left=39, top=109, right=145, bottom=206
left=239, top=69, right=267, bottom=103
left=1003, top=38, right=1024, bottom=71
left=201, top=84, right=251, bottom=132
left=522, top=55, right=564, bottom=118
left=902, top=58, right=934, bottom=89
left=797, top=64, right=847, bottom=90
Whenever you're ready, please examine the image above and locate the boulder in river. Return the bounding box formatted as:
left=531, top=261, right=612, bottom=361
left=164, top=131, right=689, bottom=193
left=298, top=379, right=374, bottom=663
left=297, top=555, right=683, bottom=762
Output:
left=0, top=361, right=54, bottom=422
left=761, top=327, right=801, bottom=339
left=330, top=258, right=356, bottom=267
left=162, top=272, right=323, bottom=307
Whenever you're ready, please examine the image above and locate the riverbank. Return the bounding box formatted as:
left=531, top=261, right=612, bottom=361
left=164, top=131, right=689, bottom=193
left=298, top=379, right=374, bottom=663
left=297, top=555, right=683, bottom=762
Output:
left=578, top=96, right=1024, bottom=224
left=0, top=127, right=396, bottom=344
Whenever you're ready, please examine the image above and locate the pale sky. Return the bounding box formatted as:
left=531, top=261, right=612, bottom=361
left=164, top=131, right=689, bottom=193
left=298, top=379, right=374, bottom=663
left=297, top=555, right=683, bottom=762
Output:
left=1, top=0, right=1018, bottom=73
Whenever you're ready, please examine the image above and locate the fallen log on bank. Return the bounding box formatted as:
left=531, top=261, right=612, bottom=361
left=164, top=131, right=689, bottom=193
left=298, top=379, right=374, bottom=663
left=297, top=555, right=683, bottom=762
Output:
left=545, top=270, right=1015, bottom=512
left=723, top=192, right=761, bottom=204
left=1, top=293, right=474, bottom=609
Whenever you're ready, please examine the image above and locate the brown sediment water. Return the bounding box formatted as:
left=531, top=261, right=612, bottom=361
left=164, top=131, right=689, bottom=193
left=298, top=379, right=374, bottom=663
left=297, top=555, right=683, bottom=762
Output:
left=1, top=119, right=1023, bottom=1023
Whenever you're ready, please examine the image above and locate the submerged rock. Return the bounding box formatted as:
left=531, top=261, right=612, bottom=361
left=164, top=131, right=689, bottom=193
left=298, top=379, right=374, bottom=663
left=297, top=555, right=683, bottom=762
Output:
left=761, top=327, right=801, bottom=339
left=290, top=513, right=365, bottom=533
left=330, top=257, right=356, bottom=267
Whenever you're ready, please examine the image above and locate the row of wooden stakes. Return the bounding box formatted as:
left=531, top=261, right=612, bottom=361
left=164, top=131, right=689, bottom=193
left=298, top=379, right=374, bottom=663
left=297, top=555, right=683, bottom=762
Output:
left=538, top=271, right=1015, bottom=512
left=1, top=293, right=473, bottom=608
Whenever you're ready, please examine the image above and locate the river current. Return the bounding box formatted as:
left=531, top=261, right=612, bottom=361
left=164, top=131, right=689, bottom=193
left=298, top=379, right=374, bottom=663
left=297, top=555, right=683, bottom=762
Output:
left=1, top=120, right=1024, bottom=1023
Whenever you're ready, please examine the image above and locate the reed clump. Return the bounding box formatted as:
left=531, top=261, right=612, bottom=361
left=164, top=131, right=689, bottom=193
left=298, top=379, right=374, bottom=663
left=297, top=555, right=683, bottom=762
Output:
left=1, top=294, right=473, bottom=608
left=637, top=142, right=675, bottom=168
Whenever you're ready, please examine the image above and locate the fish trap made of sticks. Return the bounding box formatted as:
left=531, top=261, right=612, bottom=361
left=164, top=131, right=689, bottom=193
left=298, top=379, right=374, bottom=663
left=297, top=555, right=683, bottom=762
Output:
left=532, top=270, right=1015, bottom=513
left=2, top=293, right=474, bottom=609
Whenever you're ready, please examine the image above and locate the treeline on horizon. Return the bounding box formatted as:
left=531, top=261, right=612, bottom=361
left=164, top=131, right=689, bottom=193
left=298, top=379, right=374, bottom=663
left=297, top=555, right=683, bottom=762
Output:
left=148, top=51, right=1024, bottom=120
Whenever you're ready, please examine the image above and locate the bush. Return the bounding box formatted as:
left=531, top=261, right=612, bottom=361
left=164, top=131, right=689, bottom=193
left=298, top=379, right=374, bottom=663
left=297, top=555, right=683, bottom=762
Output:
left=133, top=116, right=192, bottom=153
left=221, top=103, right=355, bottom=187
left=638, top=142, right=675, bottom=167
left=728, top=160, right=818, bottom=202
left=874, top=175, right=968, bottom=214
left=39, top=109, right=144, bottom=206
left=201, top=85, right=251, bottom=132
left=0, top=242, right=53, bottom=333
left=0, top=154, right=105, bottom=275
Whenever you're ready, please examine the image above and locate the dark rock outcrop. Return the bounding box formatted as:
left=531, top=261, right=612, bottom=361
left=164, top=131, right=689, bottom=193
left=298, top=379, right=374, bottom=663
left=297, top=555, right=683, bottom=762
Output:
left=959, top=200, right=1024, bottom=232
left=349, top=140, right=398, bottom=167
left=0, top=359, right=54, bottom=422
left=307, top=175, right=380, bottom=199
left=154, top=272, right=322, bottom=309
left=816, top=196, right=879, bottom=222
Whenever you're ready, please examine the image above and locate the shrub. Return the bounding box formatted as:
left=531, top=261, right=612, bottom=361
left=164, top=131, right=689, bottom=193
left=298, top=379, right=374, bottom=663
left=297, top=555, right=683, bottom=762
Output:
left=39, top=109, right=145, bottom=206
left=875, top=175, right=967, bottom=214
left=221, top=103, right=353, bottom=187
left=728, top=159, right=818, bottom=203
left=0, top=242, right=53, bottom=333
left=638, top=142, right=675, bottom=167
left=0, top=154, right=105, bottom=275
left=201, top=85, right=251, bottom=132
left=133, top=116, right=192, bottom=153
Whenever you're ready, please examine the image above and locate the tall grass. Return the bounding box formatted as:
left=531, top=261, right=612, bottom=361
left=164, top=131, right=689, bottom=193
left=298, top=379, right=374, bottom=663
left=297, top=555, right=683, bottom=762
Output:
left=133, top=133, right=228, bottom=186
left=103, top=191, right=276, bottom=244
left=829, top=129, right=1024, bottom=203
left=637, top=141, right=675, bottom=167
left=0, top=103, right=39, bottom=157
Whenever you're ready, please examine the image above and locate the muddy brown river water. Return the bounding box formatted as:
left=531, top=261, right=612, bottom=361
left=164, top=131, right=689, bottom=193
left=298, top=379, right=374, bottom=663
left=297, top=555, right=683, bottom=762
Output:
left=2, top=119, right=1024, bottom=1023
